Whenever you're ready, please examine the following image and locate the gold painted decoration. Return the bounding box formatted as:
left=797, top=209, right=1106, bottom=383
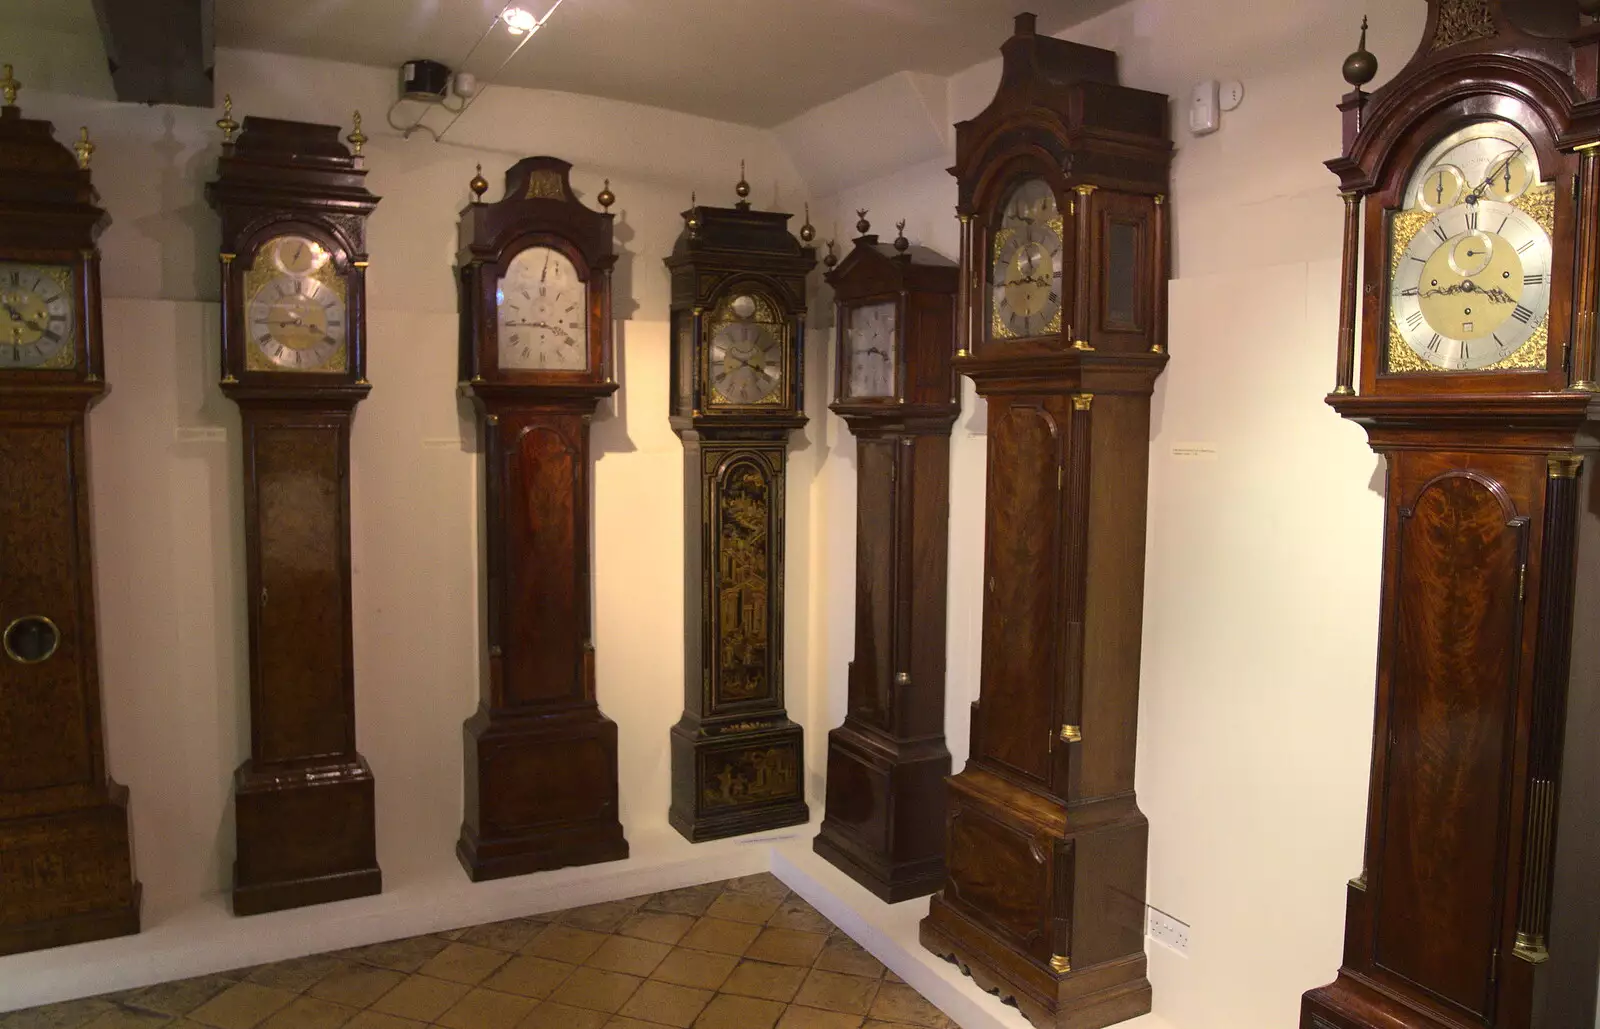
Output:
left=716, top=461, right=771, bottom=701
left=702, top=744, right=799, bottom=810
left=1431, top=0, right=1496, bottom=51
left=525, top=169, right=566, bottom=200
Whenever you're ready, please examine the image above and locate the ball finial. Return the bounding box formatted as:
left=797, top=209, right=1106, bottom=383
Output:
left=735, top=160, right=750, bottom=201
left=598, top=178, right=615, bottom=210
left=855, top=209, right=870, bottom=235
left=823, top=240, right=838, bottom=269
left=686, top=192, right=702, bottom=235
left=1342, top=16, right=1378, bottom=89
left=346, top=110, right=367, bottom=156
left=893, top=220, right=909, bottom=252
left=469, top=163, right=489, bottom=203
left=799, top=202, right=816, bottom=243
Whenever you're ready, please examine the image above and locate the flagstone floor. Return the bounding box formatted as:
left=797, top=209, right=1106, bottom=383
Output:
left=1, top=874, right=958, bottom=1029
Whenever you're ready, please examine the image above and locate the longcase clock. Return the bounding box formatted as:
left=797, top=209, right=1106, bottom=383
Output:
left=813, top=216, right=958, bottom=902
left=1303, top=4, right=1600, bottom=1027
left=664, top=174, right=816, bottom=842
left=207, top=109, right=382, bottom=915
left=917, top=16, right=1171, bottom=1029
left=0, top=66, right=140, bottom=955
left=456, top=157, right=628, bottom=880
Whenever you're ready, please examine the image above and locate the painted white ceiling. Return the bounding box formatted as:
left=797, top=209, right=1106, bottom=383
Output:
left=1, top=0, right=1118, bottom=127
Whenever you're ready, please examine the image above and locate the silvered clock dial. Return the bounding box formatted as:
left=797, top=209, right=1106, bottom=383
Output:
left=1388, top=122, right=1553, bottom=372
left=989, top=178, right=1064, bottom=340
left=496, top=244, right=589, bottom=371
left=844, top=301, right=896, bottom=398
left=709, top=293, right=784, bottom=406
left=0, top=262, right=76, bottom=369
left=245, top=234, right=348, bottom=373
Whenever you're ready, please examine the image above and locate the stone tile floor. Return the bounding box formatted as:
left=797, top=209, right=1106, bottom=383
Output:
left=1, top=874, right=958, bottom=1029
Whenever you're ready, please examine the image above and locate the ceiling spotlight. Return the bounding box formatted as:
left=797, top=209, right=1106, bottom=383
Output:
left=502, top=7, right=537, bottom=34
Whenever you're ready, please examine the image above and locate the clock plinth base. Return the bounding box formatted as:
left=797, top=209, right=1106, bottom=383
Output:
left=669, top=720, right=809, bottom=843
left=1301, top=973, right=1462, bottom=1029
left=459, top=705, right=628, bottom=882
left=0, top=786, right=141, bottom=956
left=231, top=758, right=381, bottom=917
left=814, top=721, right=949, bottom=902
left=921, top=912, right=1151, bottom=1029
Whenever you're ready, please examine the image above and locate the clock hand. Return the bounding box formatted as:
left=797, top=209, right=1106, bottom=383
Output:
left=1467, top=145, right=1522, bottom=202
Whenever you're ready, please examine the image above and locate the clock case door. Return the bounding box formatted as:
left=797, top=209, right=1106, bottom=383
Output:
left=917, top=16, right=1172, bottom=1029
left=814, top=230, right=960, bottom=902
left=207, top=116, right=382, bottom=916
left=456, top=157, right=627, bottom=881
left=1306, top=5, right=1600, bottom=1029
left=0, top=93, right=140, bottom=955
left=664, top=199, right=817, bottom=842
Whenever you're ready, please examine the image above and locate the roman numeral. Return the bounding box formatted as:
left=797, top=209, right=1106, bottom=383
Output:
left=1401, top=287, right=1419, bottom=297
left=1512, top=305, right=1535, bottom=323
left=1465, top=210, right=1479, bottom=230
left=1517, top=239, right=1535, bottom=254
left=42, top=329, right=59, bottom=343
left=1407, top=311, right=1425, bottom=330
left=1048, top=291, right=1060, bottom=304
left=1498, top=216, right=1510, bottom=234
left=1524, top=274, right=1544, bottom=285
left=1432, top=223, right=1449, bottom=243
left=258, top=333, right=272, bottom=345
left=1462, top=341, right=1471, bottom=360
left=1427, top=334, right=1443, bottom=353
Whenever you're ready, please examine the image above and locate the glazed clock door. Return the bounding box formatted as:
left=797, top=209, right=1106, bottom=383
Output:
left=976, top=396, right=1064, bottom=790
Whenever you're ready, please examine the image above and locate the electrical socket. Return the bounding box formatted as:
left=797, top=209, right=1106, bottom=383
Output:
left=1147, top=906, right=1190, bottom=955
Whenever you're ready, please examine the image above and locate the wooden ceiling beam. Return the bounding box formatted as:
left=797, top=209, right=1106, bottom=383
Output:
left=91, top=0, right=214, bottom=107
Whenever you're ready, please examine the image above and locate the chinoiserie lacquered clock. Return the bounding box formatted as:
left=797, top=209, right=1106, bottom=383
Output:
left=456, top=157, right=627, bottom=881
left=0, top=66, right=140, bottom=956
left=207, top=108, right=382, bottom=916
left=813, top=216, right=959, bottom=902
left=917, top=16, right=1171, bottom=1029
left=1303, top=4, right=1600, bottom=1028
left=664, top=173, right=816, bottom=842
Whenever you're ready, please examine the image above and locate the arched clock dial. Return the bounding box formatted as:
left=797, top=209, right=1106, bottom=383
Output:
left=1389, top=121, right=1552, bottom=371
left=496, top=245, right=589, bottom=371
left=245, top=234, right=348, bottom=373
left=709, top=293, right=785, bottom=405
left=989, top=177, right=1064, bottom=340
left=0, top=262, right=76, bottom=369
left=844, top=300, right=896, bottom=398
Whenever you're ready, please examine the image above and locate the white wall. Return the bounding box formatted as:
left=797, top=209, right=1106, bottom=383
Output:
left=805, top=3, right=1434, bottom=1028
left=0, top=39, right=830, bottom=1010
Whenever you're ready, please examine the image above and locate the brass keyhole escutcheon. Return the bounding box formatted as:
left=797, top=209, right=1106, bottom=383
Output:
left=4, top=615, right=61, bottom=664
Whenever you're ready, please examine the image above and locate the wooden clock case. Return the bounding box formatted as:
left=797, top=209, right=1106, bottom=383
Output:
left=813, top=223, right=959, bottom=902
left=0, top=77, right=141, bottom=955
left=455, top=157, right=627, bottom=881
left=664, top=194, right=816, bottom=842
left=917, top=15, right=1171, bottom=1029
left=208, top=116, right=382, bottom=915
left=1302, top=3, right=1600, bottom=1027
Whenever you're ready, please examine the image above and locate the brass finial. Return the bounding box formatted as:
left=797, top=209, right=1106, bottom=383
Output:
left=735, top=160, right=750, bottom=201
left=855, top=209, right=870, bottom=235
left=799, top=202, right=815, bottom=243
left=893, top=219, right=908, bottom=252
left=1, top=64, right=18, bottom=107
left=686, top=192, right=702, bottom=236
left=823, top=240, right=838, bottom=269
left=216, top=93, right=238, bottom=143
left=346, top=110, right=367, bottom=156
left=73, top=126, right=94, bottom=170
left=597, top=178, right=615, bottom=210
left=469, top=163, right=489, bottom=203
left=1343, top=16, right=1378, bottom=89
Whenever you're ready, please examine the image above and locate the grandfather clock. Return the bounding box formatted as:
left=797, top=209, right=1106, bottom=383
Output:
left=664, top=173, right=816, bottom=842
left=455, top=157, right=628, bottom=880
left=1303, top=4, right=1600, bottom=1028
left=0, top=66, right=140, bottom=955
left=813, top=216, right=958, bottom=902
left=917, top=16, right=1171, bottom=1029
left=208, top=109, right=382, bottom=915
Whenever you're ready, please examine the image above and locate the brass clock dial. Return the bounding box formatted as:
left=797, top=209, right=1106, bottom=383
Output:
left=709, top=293, right=785, bottom=406
left=1388, top=122, right=1552, bottom=372
left=0, top=262, right=77, bottom=369
left=496, top=245, right=589, bottom=371
left=245, top=234, right=348, bottom=372
left=844, top=301, right=896, bottom=398
left=989, top=178, right=1064, bottom=340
